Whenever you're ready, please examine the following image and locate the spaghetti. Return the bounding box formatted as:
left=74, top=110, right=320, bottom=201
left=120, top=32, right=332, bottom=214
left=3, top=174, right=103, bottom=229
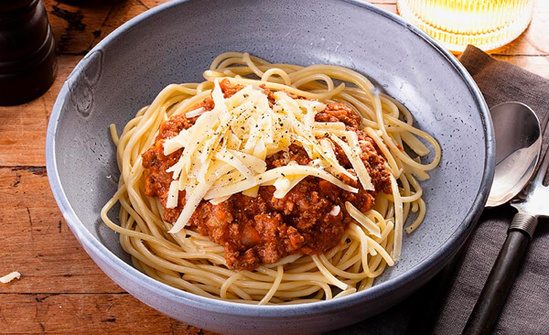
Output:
left=101, top=52, right=441, bottom=304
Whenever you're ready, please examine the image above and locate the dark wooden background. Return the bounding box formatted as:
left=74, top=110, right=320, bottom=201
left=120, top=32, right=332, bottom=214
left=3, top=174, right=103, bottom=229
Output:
left=0, top=0, right=547, bottom=333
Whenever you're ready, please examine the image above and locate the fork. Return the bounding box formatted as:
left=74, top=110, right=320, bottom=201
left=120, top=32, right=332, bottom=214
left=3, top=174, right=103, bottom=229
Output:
left=463, top=148, right=549, bottom=335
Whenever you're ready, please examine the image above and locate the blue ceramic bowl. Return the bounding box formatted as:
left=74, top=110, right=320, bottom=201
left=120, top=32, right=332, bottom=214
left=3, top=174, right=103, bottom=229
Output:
left=46, top=1, right=494, bottom=334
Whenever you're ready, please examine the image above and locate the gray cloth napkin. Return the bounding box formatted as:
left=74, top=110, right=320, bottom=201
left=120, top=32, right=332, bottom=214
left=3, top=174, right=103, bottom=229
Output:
left=433, top=45, right=549, bottom=335
left=330, top=45, right=549, bottom=335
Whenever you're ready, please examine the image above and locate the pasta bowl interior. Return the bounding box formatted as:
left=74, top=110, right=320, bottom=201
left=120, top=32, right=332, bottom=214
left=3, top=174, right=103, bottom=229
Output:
left=46, top=0, right=494, bottom=334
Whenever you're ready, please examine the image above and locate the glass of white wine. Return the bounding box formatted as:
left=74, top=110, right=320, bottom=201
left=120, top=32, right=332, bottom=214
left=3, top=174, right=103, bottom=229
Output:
left=397, top=0, right=534, bottom=52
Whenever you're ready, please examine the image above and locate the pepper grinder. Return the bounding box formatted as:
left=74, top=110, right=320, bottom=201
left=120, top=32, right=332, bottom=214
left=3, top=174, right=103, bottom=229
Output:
left=0, top=0, right=57, bottom=106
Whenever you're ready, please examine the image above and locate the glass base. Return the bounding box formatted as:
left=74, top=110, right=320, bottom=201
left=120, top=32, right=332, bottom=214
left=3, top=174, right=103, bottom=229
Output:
left=397, top=0, right=533, bottom=53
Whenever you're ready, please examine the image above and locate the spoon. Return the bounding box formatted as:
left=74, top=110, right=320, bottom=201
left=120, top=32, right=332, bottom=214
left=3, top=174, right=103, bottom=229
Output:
left=463, top=102, right=542, bottom=335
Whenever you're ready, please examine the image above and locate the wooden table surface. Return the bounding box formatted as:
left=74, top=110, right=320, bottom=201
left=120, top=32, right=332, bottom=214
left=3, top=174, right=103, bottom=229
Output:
left=0, top=0, right=547, bottom=334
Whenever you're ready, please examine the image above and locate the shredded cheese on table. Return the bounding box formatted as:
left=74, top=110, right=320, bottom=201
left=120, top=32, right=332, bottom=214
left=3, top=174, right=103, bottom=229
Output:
left=0, top=271, right=21, bottom=284
left=164, top=79, right=375, bottom=233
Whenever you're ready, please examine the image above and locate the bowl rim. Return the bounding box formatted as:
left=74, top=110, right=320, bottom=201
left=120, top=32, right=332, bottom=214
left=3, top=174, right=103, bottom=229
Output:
left=46, top=0, right=494, bottom=317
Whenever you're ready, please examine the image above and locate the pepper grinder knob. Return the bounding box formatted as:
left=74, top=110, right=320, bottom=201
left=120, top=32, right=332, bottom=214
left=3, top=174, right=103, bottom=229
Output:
left=0, top=0, right=57, bottom=106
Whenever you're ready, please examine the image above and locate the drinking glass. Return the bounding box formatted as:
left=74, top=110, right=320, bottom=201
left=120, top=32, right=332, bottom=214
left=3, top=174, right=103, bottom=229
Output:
left=397, top=0, right=534, bottom=52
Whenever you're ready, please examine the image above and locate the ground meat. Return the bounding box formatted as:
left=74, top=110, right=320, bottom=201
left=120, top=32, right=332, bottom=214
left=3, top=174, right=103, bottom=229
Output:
left=141, top=82, right=391, bottom=270
left=199, top=97, right=214, bottom=111
left=316, top=102, right=362, bottom=128
left=142, top=113, right=191, bottom=214
left=220, top=79, right=243, bottom=98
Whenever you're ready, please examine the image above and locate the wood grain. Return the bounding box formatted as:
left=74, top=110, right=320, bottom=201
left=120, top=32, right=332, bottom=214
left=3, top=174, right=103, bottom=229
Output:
left=0, top=0, right=548, bottom=334
left=0, top=168, right=122, bottom=294
left=0, top=56, right=80, bottom=166
left=494, top=55, right=549, bottom=78
left=0, top=293, right=214, bottom=334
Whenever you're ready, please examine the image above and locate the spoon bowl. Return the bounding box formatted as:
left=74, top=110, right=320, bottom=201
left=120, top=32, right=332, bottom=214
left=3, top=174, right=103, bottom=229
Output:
left=486, top=102, right=541, bottom=207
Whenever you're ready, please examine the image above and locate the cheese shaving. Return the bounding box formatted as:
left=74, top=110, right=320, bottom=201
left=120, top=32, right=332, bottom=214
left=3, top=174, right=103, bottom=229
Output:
left=185, top=107, right=206, bottom=118
left=329, top=205, right=341, bottom=216
left=163, top=129, right=190, bottom=156
left=0, top=271, right=21, bottom=284
left=166, top=180, right=180, bottom=209
left=273, top=175, right=306, bottom=199
left=331, top=134, right=374, bottom=191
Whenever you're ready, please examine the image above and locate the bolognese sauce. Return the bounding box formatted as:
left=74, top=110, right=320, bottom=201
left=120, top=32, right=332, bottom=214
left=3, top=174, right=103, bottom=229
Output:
left=142, top=79, right=391, bottom=270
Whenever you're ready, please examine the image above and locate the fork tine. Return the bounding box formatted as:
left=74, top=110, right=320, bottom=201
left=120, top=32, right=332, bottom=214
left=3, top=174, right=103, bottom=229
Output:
left=532, top=148, right=549, bottom=185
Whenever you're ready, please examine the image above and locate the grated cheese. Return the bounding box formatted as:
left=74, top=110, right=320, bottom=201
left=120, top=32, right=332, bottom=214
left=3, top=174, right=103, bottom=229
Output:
left=162, top=79, right=375, bottom=233
left=329, top=205, right=341, bottom=216
left=0, top=271, right=21, bottom=284
left=166, top=180, right=179, bottom=209
left=330, top=134, right=374, bottom=191
left=185, top=107, right=206, bottom=118
left=273, top=175, right=306, bottom=199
